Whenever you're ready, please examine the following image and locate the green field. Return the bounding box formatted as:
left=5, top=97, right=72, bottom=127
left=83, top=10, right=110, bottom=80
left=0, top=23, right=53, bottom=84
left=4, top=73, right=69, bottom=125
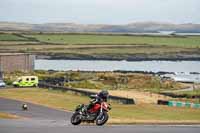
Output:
left=175, top=90, right=200, bottom=97
left=0, top=88, right=200, bottom=124
left=0, top=34, right=30, bottom=41
left=27, top=34, right=200, bottom=48
left=0, top=33, right=200, bottom=60
left=1, top=33, right=200, bottom=47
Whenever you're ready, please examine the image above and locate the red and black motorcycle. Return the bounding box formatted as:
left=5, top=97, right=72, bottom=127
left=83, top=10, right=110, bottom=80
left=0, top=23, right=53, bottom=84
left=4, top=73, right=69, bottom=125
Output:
left=71, top=101, right=111, bottom=126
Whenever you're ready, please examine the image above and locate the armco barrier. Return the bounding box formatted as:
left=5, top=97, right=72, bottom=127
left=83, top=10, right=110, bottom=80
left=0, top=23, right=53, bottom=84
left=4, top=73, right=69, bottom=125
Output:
left=168, top=101, right=200, bottom=109
left=38, top=82, right=135, bottom=104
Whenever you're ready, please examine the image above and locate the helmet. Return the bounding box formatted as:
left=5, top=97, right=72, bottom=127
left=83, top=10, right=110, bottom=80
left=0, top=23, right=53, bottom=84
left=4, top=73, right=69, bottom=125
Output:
left=22, top=104, right=28, bottom=110
left=98, top=90, right=109, bottom=101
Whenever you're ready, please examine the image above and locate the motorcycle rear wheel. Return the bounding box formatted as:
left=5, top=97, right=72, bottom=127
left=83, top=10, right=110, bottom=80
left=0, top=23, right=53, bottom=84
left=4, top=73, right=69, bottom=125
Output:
left=96, top=111, right=109, bottom=126
left=71, top=113, right=82, bottom=125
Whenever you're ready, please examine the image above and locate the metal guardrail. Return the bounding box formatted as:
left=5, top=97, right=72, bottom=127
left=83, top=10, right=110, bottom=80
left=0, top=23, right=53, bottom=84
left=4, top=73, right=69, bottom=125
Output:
left=38, top=82, right=135, bottom=104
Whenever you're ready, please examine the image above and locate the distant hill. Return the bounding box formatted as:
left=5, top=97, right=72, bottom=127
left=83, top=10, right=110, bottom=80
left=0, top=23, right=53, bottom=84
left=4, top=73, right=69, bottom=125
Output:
left=0, top=21, right=200, bottom=33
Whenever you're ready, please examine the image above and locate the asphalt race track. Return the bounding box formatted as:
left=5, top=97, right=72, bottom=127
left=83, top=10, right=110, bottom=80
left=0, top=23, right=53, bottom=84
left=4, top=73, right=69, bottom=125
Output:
left=0, top=97, right=200, bottom=133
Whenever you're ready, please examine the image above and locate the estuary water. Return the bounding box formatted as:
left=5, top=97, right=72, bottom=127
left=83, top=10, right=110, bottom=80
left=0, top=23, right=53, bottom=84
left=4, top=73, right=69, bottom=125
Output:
left=35, top=59, right=200, bottom=73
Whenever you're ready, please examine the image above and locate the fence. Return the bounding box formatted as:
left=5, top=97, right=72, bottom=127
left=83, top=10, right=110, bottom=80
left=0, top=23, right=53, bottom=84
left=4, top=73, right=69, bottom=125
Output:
left=38, top=82, right=135, bottom=104
left=168, top=101, right=200, bottom=109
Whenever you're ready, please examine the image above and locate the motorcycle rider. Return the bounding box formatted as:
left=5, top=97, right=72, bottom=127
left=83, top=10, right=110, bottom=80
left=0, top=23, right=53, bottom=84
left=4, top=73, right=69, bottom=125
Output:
left=83, top=90, right=109, bottom=115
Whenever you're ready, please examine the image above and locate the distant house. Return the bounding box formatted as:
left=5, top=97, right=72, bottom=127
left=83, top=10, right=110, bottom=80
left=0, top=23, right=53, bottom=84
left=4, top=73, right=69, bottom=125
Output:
left=0, top=53, right=35, bottom=73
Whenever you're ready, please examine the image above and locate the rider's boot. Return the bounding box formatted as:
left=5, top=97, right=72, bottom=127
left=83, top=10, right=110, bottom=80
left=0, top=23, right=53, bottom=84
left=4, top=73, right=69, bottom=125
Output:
left=82, top=106, right=88, bottom=116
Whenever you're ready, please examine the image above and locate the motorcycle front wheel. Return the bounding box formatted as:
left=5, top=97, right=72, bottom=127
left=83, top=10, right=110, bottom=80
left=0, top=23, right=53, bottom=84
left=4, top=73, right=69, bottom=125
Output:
left=71, top=112, right=82, bottom=125
left=96, top=111, right=109, bottom=126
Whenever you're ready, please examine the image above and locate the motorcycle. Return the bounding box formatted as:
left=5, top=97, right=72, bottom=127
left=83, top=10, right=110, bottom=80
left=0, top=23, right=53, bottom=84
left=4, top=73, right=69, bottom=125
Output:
left=71, top=101, right=111, bottom=126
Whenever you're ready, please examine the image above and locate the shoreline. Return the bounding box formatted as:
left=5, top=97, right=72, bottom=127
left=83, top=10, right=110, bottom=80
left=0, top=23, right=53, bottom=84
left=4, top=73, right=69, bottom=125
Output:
left=36, top=54, right=200, bottom=61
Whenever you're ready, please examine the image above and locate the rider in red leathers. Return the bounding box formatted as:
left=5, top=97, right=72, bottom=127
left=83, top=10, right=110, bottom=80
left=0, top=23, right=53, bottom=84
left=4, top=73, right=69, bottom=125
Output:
left=84, top=90, right=109, bottom=115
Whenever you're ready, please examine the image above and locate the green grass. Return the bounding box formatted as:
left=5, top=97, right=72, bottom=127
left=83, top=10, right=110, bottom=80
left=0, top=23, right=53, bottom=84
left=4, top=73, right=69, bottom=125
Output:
left=1, top=33, right=200, bottom=60
left=175, top=90, right=200, bottom=96
left=28, top=34, right=200, bottom=48
left=112, top=103, right=200, bottom=121
left=0, top=88, right=89, bottom=110
left=0, top=88, right=200, bottom=123
left=0, top=34, right=30, bottom=41
left=4, top=71, right=183, bottom=92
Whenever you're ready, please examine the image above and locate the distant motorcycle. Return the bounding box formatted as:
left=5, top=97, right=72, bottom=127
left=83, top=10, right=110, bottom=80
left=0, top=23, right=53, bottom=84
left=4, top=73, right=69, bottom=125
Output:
left=71, top=102, right=111, bottom=126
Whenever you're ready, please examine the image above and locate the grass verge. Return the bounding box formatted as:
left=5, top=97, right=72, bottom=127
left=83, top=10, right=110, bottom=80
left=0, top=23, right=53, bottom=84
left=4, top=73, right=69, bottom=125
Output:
left=0, top=112, right=19, bottom=119
left=175, top=90, right=200, bottom=96
left=0, top=88, right=200, bottom=124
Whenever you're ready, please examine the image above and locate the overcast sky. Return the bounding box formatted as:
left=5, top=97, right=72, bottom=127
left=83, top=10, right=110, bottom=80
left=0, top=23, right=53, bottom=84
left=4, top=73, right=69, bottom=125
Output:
left=0, top=0, right=199, bottom=24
